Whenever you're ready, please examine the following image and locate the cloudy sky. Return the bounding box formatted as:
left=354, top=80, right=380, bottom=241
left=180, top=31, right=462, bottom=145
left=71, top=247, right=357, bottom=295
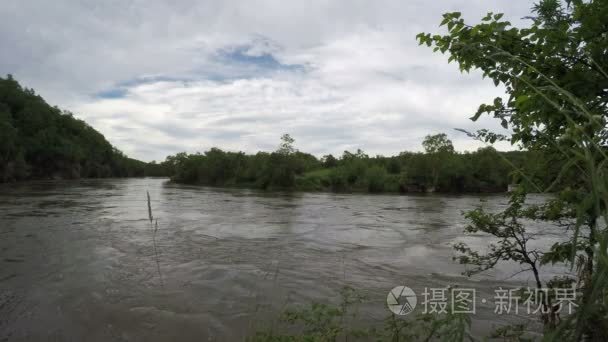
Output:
left=1, top=1, right=534, bottom=161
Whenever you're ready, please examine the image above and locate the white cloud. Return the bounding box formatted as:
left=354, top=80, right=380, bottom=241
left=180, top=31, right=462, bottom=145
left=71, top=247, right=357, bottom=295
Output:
left=0, top=0, right=532, bottom=161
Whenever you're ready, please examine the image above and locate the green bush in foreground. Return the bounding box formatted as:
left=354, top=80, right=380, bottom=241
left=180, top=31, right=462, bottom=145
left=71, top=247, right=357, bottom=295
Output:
left=250, top=287, right=476, bottom=342
left=418, top=0, right=608, bottom=340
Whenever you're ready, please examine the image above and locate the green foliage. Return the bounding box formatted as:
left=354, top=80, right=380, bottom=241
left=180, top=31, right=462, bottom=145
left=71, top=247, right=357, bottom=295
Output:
left=277, top=133, right=296, bottom=155
left=421, top=0, right=608, bottom=339
left=0, top=75, right=153, bottom=181
left=295, top=169, right=331, bottom=191
left=321, top=154, right=338, bottom=168
left=422, top=133, right=454, bottom=154
left=250, top=287, right=366, bottom=342
left=169, top=136, right=320, bottom=190
left=364, top=165, right=387, bottom=193
left=422, top=133, right=456, bottom=189
left=251, top=287, right=473, bottom=342
left=169, top=135, right=557, bottom=193
left=454, top=190, right=544, bottom=280
left=489, top=324, right=532, bottom=342
left=417, top=1, right=608, bottom=150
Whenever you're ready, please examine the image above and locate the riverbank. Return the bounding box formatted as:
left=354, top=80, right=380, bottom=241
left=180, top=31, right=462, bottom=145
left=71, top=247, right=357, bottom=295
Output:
left=162, top=137, right=565, bottom=195
left=171, top=168, right=511, bottom=195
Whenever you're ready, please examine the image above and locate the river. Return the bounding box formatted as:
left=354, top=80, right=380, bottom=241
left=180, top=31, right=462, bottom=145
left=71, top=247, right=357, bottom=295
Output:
left=0, top=178, right=566, bottom=341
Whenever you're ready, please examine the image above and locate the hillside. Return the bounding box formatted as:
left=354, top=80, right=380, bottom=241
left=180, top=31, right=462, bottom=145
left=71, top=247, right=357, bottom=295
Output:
left=0, top=75, right=148, bottom=182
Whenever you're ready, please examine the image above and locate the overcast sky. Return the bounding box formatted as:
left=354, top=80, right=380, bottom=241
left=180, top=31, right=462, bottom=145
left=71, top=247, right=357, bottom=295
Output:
left=0, top=1, right=535, bottom=161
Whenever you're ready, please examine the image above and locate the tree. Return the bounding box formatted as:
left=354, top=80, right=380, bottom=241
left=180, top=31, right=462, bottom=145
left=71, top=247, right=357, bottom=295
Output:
left=419, top=0, right=608, bottom=339
left=364, top=165, right=387, bottom=192
left=422, top=133, right=454, bottom=190
left=386, top=158, right=401, bottom=174
left=422, top=133, right=454, bottom=154
left=264, top=134, right=299, bottom=188
left=417, top=1, right=607, bottom=149
left=321, top=154, right=338, bottom=168
left=469, top=146, right=510, bottom=192
left=0, top=75, right=149, bottom=182
left=454, top=190, right=563, bottom=328
left=277, top=133, right=296, bottom=155
left=0, top=105, right=18, bottom=181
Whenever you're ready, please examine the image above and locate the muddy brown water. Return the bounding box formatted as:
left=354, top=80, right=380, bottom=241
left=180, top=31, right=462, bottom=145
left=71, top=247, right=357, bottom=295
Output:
left=0, top=178, right=566, bottom=341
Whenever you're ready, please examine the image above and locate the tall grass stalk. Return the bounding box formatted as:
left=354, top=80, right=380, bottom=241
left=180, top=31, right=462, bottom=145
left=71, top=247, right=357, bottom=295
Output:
left=147, top=191, right=164, bottom=287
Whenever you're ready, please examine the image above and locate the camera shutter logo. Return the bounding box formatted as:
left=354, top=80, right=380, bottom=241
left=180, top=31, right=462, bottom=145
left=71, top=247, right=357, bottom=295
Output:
left=387, top=286, right=417, bottom=315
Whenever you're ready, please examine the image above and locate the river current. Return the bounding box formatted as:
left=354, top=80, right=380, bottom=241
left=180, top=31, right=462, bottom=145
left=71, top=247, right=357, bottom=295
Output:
left=0, top=178, right=565, bottom=341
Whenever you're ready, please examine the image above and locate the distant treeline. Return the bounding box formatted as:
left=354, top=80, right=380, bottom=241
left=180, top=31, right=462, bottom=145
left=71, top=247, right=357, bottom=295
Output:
left=0, top=75, right=566, bottom=192
left=0, top=75, right=159, bottom=182
left=156, top=134, right=566, bottom=193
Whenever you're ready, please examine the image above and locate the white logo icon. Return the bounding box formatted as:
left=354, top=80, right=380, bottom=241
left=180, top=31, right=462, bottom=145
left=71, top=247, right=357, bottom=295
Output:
left=387, top=286, right=417, bottom=315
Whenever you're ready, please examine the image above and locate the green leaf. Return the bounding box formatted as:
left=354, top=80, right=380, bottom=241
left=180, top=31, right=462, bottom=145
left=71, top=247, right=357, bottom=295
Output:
left=501, top=119, right=508, bottom=129
left=515, top=95, right=529, bottom=107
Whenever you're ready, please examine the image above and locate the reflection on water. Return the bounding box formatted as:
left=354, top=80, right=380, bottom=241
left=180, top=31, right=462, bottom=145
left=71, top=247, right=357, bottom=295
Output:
left=0, top=178, right=564, bottom=341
